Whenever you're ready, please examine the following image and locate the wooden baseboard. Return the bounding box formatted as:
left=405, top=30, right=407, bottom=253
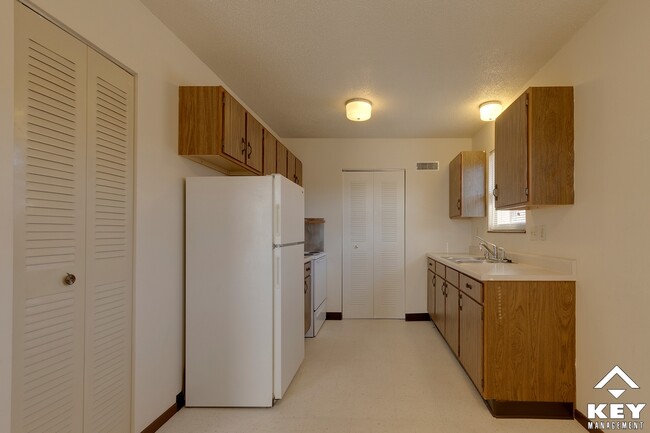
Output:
left=326, top=312, right=342, bottom=320
left=405, top=313, right=431, bottom=322
left=140, top=393, right=184, bottom=433
left=575, top=409, right=604, bottom=433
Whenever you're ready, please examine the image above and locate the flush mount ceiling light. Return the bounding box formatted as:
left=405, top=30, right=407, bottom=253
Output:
left=345, top=98, right=372, bottom=122
left=479, top=101, right=502, bottom=121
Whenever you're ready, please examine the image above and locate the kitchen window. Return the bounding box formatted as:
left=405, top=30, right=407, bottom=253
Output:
left=488, top=150, right=526, bottom=232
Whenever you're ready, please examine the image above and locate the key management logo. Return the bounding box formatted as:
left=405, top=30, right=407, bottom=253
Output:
left=587, top=366, right=645, bottom=430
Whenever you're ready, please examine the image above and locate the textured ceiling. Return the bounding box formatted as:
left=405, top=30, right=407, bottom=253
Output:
left=140, top=0, right=606, bottom=138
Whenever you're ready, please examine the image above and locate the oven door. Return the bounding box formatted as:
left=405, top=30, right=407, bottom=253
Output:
left=304, top=275, right=312, bottom=334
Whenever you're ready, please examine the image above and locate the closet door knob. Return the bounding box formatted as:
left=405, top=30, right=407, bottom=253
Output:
left=63, top=273, right=76, bottom=286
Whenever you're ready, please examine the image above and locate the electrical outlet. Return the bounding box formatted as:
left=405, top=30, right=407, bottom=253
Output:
left=530, top=225, right=538, bottom=241
left=540, top=225, right=547, bottom=241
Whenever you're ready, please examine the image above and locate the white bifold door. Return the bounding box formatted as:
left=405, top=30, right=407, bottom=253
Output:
left=13, top=4, right=134, bottom=433
left=343, top=171, right=405, bottom=319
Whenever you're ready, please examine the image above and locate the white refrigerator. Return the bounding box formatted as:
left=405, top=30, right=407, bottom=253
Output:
left=185, top=175, right=305, bottom=407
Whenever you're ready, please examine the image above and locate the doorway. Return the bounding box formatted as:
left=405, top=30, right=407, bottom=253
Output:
left=342, top=170, right=405, bottom=319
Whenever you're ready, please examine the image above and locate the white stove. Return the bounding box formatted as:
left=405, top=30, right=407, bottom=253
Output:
left=304, top=252, right=327, bottom=337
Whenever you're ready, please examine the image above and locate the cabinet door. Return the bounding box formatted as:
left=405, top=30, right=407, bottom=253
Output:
left=449, top=153, right=462, bottom=218
left=295, top=158, right=303, bottom=186
left=433, top=280, right=446, bottom=333
left=459, top=293, right=483, bottom=391
left=427, top=270, right=436, bottom=319
left=445, top=284, right=460, bottom=356
left=263, top=130, right=277, bottom=175
left=276, top=141, right=288, bottom=177
left=494, top=91, right=528, bottom=208
left=287, top=151, right=296, bottom=183
left=245, top=113, right=263, bottom=173
left=222, top=92, right=246, bottom=163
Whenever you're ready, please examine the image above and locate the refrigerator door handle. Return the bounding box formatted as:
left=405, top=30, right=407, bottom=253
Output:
left=274, top=203, right=280, bottom=240
left=275, top=255, right=280, bottom=287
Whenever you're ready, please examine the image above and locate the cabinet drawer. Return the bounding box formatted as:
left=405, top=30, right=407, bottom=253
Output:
left=435, top=261, right=445, bottom=278
left=446, top=268, right=459, bottom=288
left=427, top=258, right=435, bottom=272
left=460, top=274, right=483, bottom=303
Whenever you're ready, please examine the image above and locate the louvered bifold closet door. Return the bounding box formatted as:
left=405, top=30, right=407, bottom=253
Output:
left=83, top=48, right=134, bottom=433
left=13, top=5, right=87, bottom=433
left=372, top=172, right=405, bottom=319
left=342, top=172, right=374, bottom=318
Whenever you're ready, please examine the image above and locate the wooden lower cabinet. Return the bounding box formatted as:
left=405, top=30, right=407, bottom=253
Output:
left=426, top=270, right=436, bottom=320
left=428, top=259, right=575, bottom=418
left=483, top=281, right=575, bottom=409
left=433, top=272, right=445, bottom=333
left=459, top=292, right=483, bottom=391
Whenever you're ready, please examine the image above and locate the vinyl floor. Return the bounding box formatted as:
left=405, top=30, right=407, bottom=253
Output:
left=158, top=319, right=585, bottom=433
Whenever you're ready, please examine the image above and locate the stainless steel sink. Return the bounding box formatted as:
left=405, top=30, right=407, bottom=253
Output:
left=443, top=256, right=487, bottom=264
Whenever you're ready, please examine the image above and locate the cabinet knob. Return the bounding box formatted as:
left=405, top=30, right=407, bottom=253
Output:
left=241, top=138, right=246, bottom=154
left=493, top=185, right=499, bottom=200
left=247, top=143, right=252, bottom=159
left=457, top=199, right=461, bottom=210
left=466, top=283, right=472, bottom=290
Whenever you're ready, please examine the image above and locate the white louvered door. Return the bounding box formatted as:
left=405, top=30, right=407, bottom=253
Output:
left=342, top=172, right=374, bottom=318
left=84, top=48, right=134, bottom=433
left=13, top=6, right=87, bottom=432
left=342, top=171, right=404, bottom=319
left=13, top=4, right=133, bottom=433
left=373, top=172, right=405, bottom=318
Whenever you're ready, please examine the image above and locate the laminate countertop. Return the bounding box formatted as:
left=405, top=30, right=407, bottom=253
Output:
left=427, top=253, right=576, bottom=282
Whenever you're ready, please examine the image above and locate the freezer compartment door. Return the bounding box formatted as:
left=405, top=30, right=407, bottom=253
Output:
left=273, top=243, right=305, bottom=398
left=273, top=174, right=304, bottom=246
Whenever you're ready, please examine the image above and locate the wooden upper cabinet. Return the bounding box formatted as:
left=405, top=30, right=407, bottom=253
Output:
left=245, top=113, right=263, bottom=174
left=179, top=86, right=264, bottom=175
left=263, top=129, right=277, bottom=175
left=276, top=141, right=288, bottom=177
left=449, top=151, right=486, bottom=218
left=295, top=158, right=303, bottom=186
left=494, top=87, right=574, bottom=210
left=223, top=90, right=247, bottom=164
left=287, top=151, right=296, bottom=183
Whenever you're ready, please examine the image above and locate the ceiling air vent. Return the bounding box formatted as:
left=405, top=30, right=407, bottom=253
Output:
left=416, top=161, right=439, bottom=171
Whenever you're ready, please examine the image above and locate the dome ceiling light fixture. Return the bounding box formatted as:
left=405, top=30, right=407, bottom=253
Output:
left=479, top=100, right=502, bottom=121
left=345, top=98, right=372, bottom=122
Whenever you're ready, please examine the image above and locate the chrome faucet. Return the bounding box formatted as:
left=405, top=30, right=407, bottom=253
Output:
left=475, top=236, right=508, bottom=262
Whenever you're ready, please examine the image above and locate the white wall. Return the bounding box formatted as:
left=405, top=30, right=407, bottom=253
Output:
left=0, top=0, right=15, bottom=431
left=472, top=0, right=650, bottom=415
left=286, top=138, right=473, bottom=314
left=1, top=0, right=281, bottom=431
